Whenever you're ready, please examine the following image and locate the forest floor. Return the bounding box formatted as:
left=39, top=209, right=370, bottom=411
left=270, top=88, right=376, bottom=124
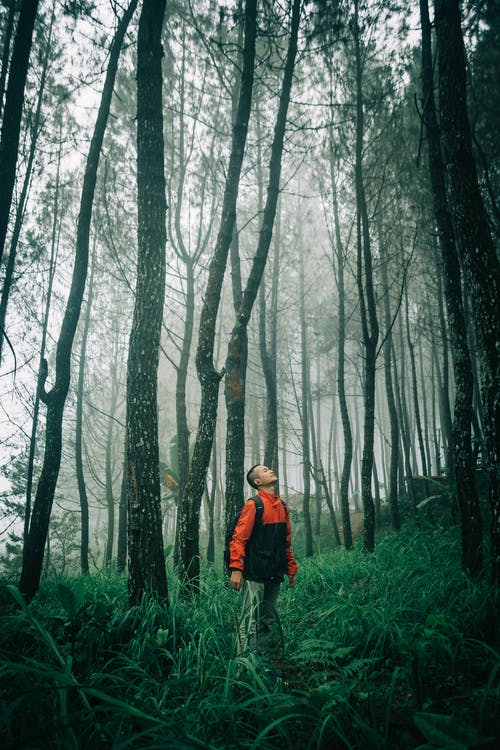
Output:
left=0, top=524, right=498, bottom=749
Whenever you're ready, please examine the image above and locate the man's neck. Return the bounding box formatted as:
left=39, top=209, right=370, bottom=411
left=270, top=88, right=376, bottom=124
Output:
left=259, top=484, right=276, bottom=495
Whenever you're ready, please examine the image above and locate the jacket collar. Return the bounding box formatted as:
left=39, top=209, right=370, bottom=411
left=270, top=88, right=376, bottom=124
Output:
left=258, top=488, right=279, bottom=503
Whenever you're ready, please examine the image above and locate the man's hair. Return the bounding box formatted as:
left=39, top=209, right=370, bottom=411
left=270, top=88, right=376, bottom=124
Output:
left=246, top=464, right=261, bottom=489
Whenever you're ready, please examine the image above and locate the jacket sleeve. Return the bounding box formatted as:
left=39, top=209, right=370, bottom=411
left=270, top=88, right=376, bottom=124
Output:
left=229, top=499, right=257, bottom=571
left=285, top=508, right=299, bottom=576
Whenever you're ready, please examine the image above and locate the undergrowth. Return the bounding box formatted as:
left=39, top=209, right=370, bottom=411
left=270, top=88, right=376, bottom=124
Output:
left=0, top=527, right=498, bottom=749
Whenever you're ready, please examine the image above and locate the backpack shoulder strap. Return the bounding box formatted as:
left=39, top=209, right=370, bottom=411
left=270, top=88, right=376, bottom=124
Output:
left=251, top=495, right=264, bottom=525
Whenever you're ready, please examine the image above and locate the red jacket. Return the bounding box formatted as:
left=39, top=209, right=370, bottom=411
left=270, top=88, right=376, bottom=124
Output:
left=229, top=488, right=298, bottom=577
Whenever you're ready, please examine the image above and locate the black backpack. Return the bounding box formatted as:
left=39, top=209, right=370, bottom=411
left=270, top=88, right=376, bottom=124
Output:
left=223, top=495, right=264, bottom=571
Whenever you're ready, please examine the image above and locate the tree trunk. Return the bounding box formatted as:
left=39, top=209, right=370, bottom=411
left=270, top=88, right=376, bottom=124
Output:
left=177, top=0, right=257, bottom=591
left=126, top=0, right=168, bottom=605
left=281, top=409, right=290, bottom=504
left=223, top=0, right=300, bottom=529
left=19, top=0, right=137, bottom=600
left=299, top=251, right=313, bottom=558
left=308, top=366, right=322, bottom=537
left=170, top=21, right=220, bottom=568
left=430, top=339, right=441, bottom=475
left=422, top=0, right=483, bottom=574
left=319, top=460, right=341, bottom=546
left=23, top=125, right=61, bottom=544
left=0, top=0, right=55, bottom=364
left=0, top=0, right=40, bottom=268
left=380, top=249, right=401, bottom=531
left=173, top=259, right=195, bottom=566
left=75, top=241, right=96, bottom=575
left=104, top=354, right=120, bottom=565
left=435, top=0, right=499, bottom=581
left=353, top=0, right=378, bottom=552
left=435, top=256, right=453, bottom=473
left=329, top=139, right=353, bottom=549
left=396, top=313, right=417, bottom=511
left=405, top=290, right=428, bottom=478
left=351, top=401, right=361, bottom=513
left=0, top=0, right=17, bottom=119
left=418, top=335, right=433, bottom=476
left=206, top=429, right=217, bottom=565
left=259, top=202, right=280, bottom=472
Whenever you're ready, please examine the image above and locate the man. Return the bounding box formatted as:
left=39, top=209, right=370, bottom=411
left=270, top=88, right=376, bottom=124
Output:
left=229, top=464, right=298, bottom=653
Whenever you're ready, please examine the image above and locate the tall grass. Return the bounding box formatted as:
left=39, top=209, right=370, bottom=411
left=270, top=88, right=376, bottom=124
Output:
left=1, top=527, right=498, bottom=749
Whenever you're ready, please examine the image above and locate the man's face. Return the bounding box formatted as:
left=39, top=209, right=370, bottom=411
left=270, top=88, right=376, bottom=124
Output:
left=253, top=465, right=277, bottom=488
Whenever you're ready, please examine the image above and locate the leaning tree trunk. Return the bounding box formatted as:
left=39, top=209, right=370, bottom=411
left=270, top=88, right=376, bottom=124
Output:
left=177, top=0, right=257, bottom=591
left=19, top=0, right=137, bottom=600
left=422, top=0, right=483, bottom=573
left=434, top=0, right=499, bottom=582
left=0, top=0, right=16, bottom=119
left=0, top=0, right=55, bottom=364
left=0, top=0, right=39, bottom=269
left=126, top=0, right=168, bottom=606
left=224, top=0, right=300, bottom=529
left=353, top=0, right=378, bottom=552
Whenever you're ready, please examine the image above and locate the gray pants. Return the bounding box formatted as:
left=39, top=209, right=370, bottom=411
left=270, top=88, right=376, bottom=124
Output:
left=237, top=579, right=281, bottom=654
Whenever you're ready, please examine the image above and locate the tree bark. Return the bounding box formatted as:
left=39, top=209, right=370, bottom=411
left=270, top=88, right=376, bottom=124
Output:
left=19, top=0, right=137, bottom=600
left=126, top=0, right=168, bottom=605
left=0, top=0, right=39, bottom=268
left=434, top=0, right=499, bottom=581
left=423, top=0, right=484, bottom=573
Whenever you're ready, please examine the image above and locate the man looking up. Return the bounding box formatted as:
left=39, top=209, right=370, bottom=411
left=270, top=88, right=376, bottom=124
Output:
left=229, top=464, right=298, bottom=653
